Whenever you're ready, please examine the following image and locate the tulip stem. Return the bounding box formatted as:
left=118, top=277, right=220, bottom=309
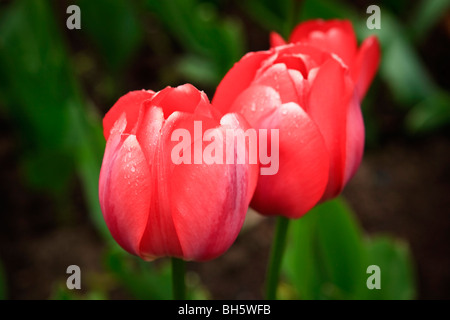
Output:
left=171, top=257, right=186, bottom=300
left=266, top=216, right=290, bottom=300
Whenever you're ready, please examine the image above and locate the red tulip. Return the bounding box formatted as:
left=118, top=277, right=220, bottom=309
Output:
left=212, top=19, right=380, bottom=219
left=270, top=19, right=380, bottom=100
left=99, top=84, right=258, bottom=261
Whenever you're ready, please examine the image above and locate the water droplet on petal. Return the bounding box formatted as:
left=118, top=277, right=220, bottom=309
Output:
left=131, top=166, right=136, bottom=173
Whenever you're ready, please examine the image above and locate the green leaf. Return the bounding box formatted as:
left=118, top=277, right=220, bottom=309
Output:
left=283, top=198, right=417, bottom=300
left=240, top=0, right=286, bottom=35
left=49, top=283, right=108, bottom=300
left=283, top=198, right=367, bottom=299
left=105, top=246, right=173, bottom=300
left=315, top=198, right=366, bottom=299
left=410, top=0, right=450, bottom=42
left=363, top=236, right=416, bottom=300
left=177, top=55, right=220, bottom=85
left=283, top=211, right=323, bottom=299
left=146, top=0, right=244, bottom=80
left=380, top=36, right=436, bottom=105
left=0, top=0, right=81, bottom=193
left=67, top=101, right=109, bottom=238
left=105, top=245, right=209, bottom=300
left=78, top=0, right=144, bottom=72
left=299, top=0, right=359, bottom=22
left=405, top=90, right=450, bottom=133
left=0, top=0, right=109, bottom=238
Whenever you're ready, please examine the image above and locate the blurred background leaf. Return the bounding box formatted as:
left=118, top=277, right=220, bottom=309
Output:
left=283, top=198, right=417, bottom=300
left=315, top=199, right=367, bottom=299
left=405, top=90, right=450, bottom=133
left=78, top=0, right=144, bottom=74
left=240, top=0, right=303, bottom=39
left=364, top=236, right=416, bottom=300
left=50, top=284, right=107, bottom=300
left=145, top=0, right=245, bottom=85
left=0, top=0, right=107, bottom=235
left=0, top=0, right=81, bottom=195
left=409, top=0, right=450, bottom=43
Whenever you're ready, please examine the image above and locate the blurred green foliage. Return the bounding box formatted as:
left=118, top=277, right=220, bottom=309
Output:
left=282, top=198, right=416, bottom=299
left=78, top=0, right=144, bottom=73
left=0, top=0, right=446, bottom=299
left=145, top=0, right=245, bottom=84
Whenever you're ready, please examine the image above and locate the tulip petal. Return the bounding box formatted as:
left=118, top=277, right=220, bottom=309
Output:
left=151, top=84, right=205, bottom=118
left=220, top=112, right=259, bottom=206
left=251, top=102, right=330, bottom=218
left=103, top=90, right=155, bottom=140
left=343, top=88, right=365, bottom=186
left=288, top=69, right=309, bottom=109
left=135, top=105, right=164, bottom=165
left=252, top=63, right=299, bottom=104
left=212, top=51, right=273, bottom=114
left=230, top=85, right=282, bottom=126
left=273, top=54, right=309, bottom=78
left=99, top=127, right=153, bottom=257
left=154, top=112, right=248, bottom=261
left=171, top=158, right=250, bottom=261
left=138, top=111, right=220, bottom=260
left=308, top=58, right=349, bottom=199
left=270, top=31, right=287, bottom=47
left=289, top=19, right=357, bottom=66
left=350, top=35, right=381, bottom=100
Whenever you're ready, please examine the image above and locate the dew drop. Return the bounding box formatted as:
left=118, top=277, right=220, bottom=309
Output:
left=281, top=109, right=288, bottom=115
left=131, top=166, right=136, bottom=173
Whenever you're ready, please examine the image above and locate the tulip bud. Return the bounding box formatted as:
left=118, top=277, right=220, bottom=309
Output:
left=99, top=84, right=258, bottom=261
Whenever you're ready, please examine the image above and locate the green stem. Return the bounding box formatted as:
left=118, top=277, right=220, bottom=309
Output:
left=266, top=216, right=290, bottom=300
left=171, top=257, right=186, bottom=300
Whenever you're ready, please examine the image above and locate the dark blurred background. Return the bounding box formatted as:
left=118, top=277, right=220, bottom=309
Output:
left=0, top=0, right=449, bottom=300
